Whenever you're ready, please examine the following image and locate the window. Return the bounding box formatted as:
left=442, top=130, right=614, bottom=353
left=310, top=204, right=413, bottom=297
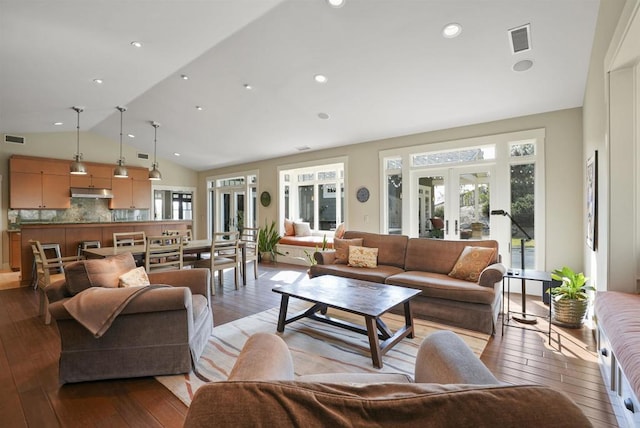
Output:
left=279, top=161, right=344, bottom=233
left=380, top=128, right=545, bottom=269
left=207, top=172, right=258, bottom=237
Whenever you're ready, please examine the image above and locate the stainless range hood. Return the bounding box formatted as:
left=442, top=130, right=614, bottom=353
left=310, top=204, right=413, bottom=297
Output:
left=70, top=187, right=114, bottom=199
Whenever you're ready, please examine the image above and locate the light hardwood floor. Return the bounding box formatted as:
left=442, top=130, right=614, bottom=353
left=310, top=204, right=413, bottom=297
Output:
left=0, top=265, right=619, bottom=427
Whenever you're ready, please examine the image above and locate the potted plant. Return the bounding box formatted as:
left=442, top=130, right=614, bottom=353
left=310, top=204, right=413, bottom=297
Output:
left=548, top=266, right=595, bottom=328
left=257, top=220, right=283, bottom=263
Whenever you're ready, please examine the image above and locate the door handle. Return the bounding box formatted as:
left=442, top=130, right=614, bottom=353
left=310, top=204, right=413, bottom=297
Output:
left=445, top=220, right=449, bottom=234
left=455, top=220, right=459, bottom=234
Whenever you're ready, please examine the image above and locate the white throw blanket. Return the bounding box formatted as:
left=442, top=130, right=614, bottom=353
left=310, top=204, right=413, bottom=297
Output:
left=63, top=285, right=164, bottom=338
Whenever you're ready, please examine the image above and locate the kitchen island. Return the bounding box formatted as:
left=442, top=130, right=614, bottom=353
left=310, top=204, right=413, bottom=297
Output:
left=17, top=220, right=192, bottom=286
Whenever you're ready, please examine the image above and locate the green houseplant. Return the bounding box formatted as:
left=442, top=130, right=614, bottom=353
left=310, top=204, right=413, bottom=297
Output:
left=548, top=266, right=595, bottom=328
left=257, top=220, right=283, bottom=263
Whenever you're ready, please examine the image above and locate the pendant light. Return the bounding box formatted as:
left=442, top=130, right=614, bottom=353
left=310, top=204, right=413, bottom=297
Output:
left=113, top=106, right=128, bottom=178
left=69, top=106, right=88, bottom=175
left=148, top=121, right=162, bottom=181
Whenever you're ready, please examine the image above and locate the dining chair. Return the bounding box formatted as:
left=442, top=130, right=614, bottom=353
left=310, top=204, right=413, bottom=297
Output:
left=30, top=239, right=85, bottom=324
left=240, top=227, right=259, bottom=280
left=145, top=235, right=184, bottom=272
left=194, top=231, right=240, bottom=293
left=113, top=231, right=146, bottom=247
left=165, top=229, right=200, bottom=266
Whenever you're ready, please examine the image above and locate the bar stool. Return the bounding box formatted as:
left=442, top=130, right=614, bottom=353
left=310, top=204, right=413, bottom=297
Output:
left=31, top=243, right=62, bottom=289
left=78, top=240, right=101, bottom=257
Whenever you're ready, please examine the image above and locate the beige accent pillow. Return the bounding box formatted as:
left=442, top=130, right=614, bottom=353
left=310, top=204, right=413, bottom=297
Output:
left=348, top=246, right=379, bottom=268
left=284, top=218, right=295, bottom=236
left=448, top=246, right=497, bottom=282
left=333, top=238, right=364, bottom=264
left=118, top=266, right=150, bottom=287
left=294, top=222, right=312, bottom=237
left=335, top=223, right=345, bottom=239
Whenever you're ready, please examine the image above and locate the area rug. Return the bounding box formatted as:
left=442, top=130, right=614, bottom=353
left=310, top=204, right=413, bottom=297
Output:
left=156, top=302, right=490, bottom=406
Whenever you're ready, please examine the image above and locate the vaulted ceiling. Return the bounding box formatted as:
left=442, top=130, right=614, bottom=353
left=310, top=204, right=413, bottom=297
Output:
left=0, top=0, right=600, bottom=171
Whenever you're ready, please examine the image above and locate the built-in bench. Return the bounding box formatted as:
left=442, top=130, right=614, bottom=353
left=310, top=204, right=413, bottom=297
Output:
left=277, top=235, right=334, bottom=266
left=595, top=291, right=640, bottom=427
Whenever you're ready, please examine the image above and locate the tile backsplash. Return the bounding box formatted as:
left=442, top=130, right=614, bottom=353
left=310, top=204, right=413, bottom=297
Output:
left=8, top=198, right=150, bottom=229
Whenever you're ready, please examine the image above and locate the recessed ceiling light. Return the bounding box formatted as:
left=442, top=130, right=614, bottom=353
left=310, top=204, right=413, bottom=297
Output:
left=243, top=83, right=253, bottom=90
left=296, top=145, right=311, bottom=151
left=327, top=0, right=345, bottom=8
left=196, top=106, right=203, bottom=111
left=93, top=78, right=103, bottom=84
left=173, top=152, right=181, bottom=157
left=127, top=134, right=135, bottom=138
left=130, top=41, right=142, bottom=48
left=314, top=74, right=328, bottom=83
left=53, top=122, right=63, bottom=126
left=180, top=74, right=189, bottom=80
left=318, top=112, right=330, bottom=120
left=513, top=59, right=533, bottom=72
left=442, top=23, right=462, bottom=38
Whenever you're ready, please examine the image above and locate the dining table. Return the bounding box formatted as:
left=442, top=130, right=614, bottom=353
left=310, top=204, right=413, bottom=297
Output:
left=82, top=239, right=249, bottom=285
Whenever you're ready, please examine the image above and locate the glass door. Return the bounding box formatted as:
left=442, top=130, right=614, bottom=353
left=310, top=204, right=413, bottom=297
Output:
left=219, top=190, right=245, bottom=233
left=414, top=166, right=493, bottom=240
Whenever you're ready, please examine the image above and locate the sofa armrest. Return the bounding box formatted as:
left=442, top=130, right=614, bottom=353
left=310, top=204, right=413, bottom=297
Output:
left=148, top=268, right=211, bottom=305
left=414, top=330, right=500, bottom=385
left=228, top=333, right=294, bottom=381
left=314, top=250, right=336, bottom=265
left=48, top=286, right=193, bottom=321
left=46, top=278, right=71, bottom=303
left=478, top=263, right=506, bottom=287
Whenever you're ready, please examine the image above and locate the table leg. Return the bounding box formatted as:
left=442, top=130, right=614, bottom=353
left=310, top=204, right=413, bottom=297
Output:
left=365, top=315, right=383, bottom=368
left=403, top=300, right=415, bottom=339
left=276, top=294, right=290, bottom=333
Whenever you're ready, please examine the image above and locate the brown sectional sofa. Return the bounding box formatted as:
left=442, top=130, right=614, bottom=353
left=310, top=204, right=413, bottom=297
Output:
left=309, top=231, right=505, bottom=334
left=184, top=331, right=591, bottom=427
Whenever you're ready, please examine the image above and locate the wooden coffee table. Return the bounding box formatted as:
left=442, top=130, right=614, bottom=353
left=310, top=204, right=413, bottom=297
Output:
left=272, top=275, right=421, bottom=368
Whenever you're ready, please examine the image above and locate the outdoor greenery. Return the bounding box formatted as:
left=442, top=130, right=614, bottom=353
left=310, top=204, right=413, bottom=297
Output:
left=548, top=266, right=595, bottom=301
left=301, top=235, right=328, bottom=266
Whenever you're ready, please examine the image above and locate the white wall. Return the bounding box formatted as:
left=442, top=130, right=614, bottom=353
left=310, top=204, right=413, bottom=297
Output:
left=197, top=107, right=585, bottom=273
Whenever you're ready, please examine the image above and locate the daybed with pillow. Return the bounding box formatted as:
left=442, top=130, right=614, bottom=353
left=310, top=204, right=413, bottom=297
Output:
left=46, top=252, right=213, bottom=384
left=310, top=231, right=505, bottom=334
left=276, top=219, right=339, bottom=265
left=184, top=331, right=591, bottom=427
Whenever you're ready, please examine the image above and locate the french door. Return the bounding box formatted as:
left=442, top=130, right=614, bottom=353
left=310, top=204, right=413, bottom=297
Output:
left=218, top=189, right=245, bottom=233
left=411, top=165, right=494, bottom=240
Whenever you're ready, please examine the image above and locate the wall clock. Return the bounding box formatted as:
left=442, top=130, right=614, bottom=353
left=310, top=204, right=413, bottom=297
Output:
left=356, top=186, right=370, bottom=203
left=260, top=191, right=271, bottom=207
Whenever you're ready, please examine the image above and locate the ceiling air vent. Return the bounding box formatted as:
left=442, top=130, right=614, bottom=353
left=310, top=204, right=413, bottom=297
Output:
left=137, top=152, right=150, bottom=160
left=4, top=134, right=25, bottom=145
left=508, top=24, right=531, bottom=54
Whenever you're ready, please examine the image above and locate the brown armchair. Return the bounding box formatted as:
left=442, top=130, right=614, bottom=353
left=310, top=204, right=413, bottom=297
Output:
left=46, top=253, right=213, bottom=384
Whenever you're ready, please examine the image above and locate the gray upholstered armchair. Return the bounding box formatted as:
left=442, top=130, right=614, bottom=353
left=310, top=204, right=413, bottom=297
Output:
left=46, top=253, right=213, bottom=384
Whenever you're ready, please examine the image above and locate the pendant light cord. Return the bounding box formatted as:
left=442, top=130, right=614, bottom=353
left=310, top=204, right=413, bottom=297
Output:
left=119, top=109, right=124, bottom=159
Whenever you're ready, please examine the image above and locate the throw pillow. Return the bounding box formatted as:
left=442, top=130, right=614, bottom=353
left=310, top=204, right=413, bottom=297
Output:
left=335, top=223, right=345, bottom=239
left=118, top=266, right=150, bottom=287
left=65, top=252, right=137, bottom=295
left=294, top=222, right=312, bottom=237
left=284, top=218, right=295, bottom=236
left=333, top=238, right=364, bottom=264
left=448, top=246, right=497, bottom=282
left=348, top=246, right=379, bottom=268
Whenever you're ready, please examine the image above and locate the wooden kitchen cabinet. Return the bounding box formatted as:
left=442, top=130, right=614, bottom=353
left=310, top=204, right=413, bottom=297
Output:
left=110, top=167, right=151, bottom=209
left=69, top=164, right=113, bottom=188
left=9, top=231, right=21, bottom=271
left=10, top=171, right=71, bottom=209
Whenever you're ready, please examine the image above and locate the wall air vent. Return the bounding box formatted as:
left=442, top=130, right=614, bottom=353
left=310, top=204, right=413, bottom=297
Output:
left=137, top=152, right=150, bottom=160
left=508, top=24, right=531, bottom=54
left=4, top=134, right=25, bottom=145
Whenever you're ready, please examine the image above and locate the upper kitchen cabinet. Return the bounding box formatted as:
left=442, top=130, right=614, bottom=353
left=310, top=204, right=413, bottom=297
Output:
left=110, top=167, right=151, bottom=209
left=10, top=156, right=71, bottom=209
left=69, top=164, right=112, bottom=189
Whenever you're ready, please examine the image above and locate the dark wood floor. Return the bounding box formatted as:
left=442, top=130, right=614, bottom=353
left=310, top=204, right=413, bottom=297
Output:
left=0, top=264, right=619, bottom=427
